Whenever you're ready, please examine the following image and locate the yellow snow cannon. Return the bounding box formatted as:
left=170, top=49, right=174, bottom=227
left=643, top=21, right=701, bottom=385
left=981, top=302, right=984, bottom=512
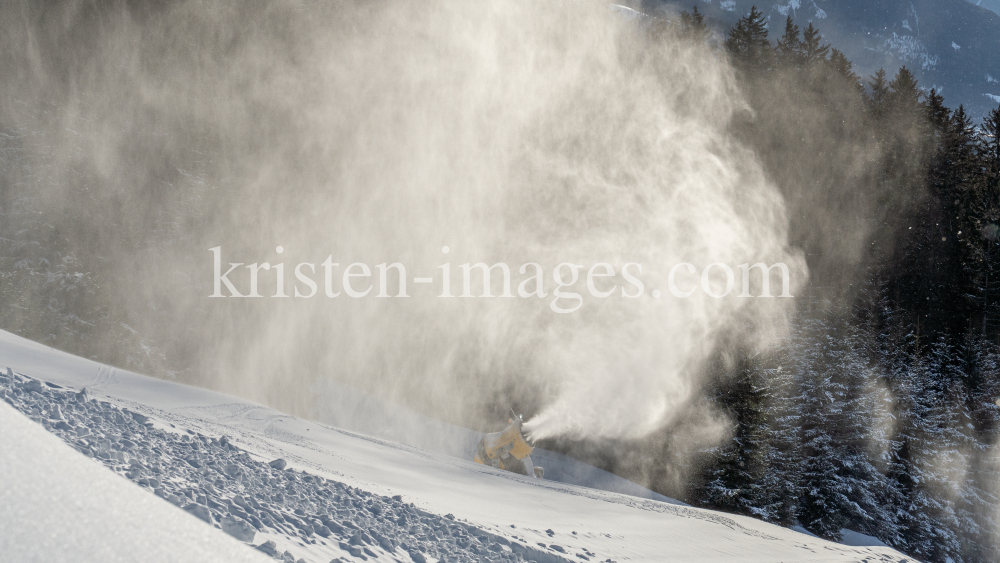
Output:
left=473, top=413, right=544, bottom=478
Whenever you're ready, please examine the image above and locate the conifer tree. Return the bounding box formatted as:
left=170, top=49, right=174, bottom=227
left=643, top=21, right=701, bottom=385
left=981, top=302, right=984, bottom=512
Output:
left=946, top=338, right=999, bottom=561
left=925, top=89, right=950, bottom=136
left=725, top=6, right=772, bottom=74
left=963, top=107, right=1000, bottom=334
left=758, top=352, right=802, bottom=526
left=868, top=68, right=890, bottom=119
left=835, top=323, right=901, bottom=542
left=850, top=278, right=907, bottom=546
left=889, top=66, right=922, bottom=110
left=792, top=312, right=899, bottom=542
left=775, top=16, right=803, bottom=68
left=792, top=316, right=849, bottom=541
left=891, top=341, right=963, bottom=562
left=828, top=48, right=862, bottom=94
left=679, top=6, right=709, bottom=41
left=692, top=351, right=771, bottom=517
left=958, top=337, right=1000, bottom=561
left=801, top=22, right=829, bottom=64
left=907, top=92, right=976, bottom=337
left=984, top=105, right=1000, bottom=187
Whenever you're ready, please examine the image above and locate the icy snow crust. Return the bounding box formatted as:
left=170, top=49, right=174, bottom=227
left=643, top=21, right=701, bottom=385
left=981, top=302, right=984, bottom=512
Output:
left=0, top=328, right=914, bottom=562
left=0, top=373, right=566, bottom=563
left=0, top=397, right=273, bottom=563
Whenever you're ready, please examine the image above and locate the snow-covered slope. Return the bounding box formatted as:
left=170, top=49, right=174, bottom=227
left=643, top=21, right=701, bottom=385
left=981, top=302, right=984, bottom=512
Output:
left=965, top=0, right=1000, bottom=18
left=0, top=328, right=915, bottom=563
left=310, top=377, right=680, bottom=505
left=0, top=399, right=272, bottom=563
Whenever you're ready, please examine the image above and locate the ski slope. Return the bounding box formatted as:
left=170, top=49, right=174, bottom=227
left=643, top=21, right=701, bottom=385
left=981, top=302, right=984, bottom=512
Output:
left=0, top=397, right=273, bottom=563
left=0, top=328, right=914, bottom=563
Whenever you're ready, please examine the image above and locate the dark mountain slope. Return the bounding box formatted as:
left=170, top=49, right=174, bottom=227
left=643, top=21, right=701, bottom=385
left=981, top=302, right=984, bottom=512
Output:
left=650, top=0, right=1000, bottom=116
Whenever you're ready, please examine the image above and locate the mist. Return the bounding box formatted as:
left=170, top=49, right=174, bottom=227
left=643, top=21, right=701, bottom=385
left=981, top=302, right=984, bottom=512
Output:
left=0, top=0, right=809, bottom=475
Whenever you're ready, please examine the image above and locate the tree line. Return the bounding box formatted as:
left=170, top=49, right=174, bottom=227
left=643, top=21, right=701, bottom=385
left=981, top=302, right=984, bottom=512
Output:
left=671, top=7, right=1000, bottom=563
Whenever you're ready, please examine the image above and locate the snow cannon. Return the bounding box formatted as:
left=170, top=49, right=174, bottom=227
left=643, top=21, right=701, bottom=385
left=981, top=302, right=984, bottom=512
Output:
left=473, top=413, right=544, bottom=478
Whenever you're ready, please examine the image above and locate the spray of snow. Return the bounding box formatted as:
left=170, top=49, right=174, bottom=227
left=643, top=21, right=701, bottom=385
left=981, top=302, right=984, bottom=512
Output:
left=0, top=1, right=805, bottom=453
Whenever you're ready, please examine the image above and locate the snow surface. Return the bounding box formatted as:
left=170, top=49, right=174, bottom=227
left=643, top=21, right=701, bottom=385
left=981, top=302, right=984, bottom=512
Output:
left=882, top=33, right=939, bottom=70
left=311, top=379, right=680, bottom=505
left=0, top=399, right=272, bottom=563
left=0, top=328, right=915, bottom=563
left=966, top=0, right=1000, bottom=18
left=774, top=0, right=800, bottom=17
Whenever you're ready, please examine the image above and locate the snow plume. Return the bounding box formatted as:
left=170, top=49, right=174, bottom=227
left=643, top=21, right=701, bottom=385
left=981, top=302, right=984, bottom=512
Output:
left=0, top=2, right=804, bottom=452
